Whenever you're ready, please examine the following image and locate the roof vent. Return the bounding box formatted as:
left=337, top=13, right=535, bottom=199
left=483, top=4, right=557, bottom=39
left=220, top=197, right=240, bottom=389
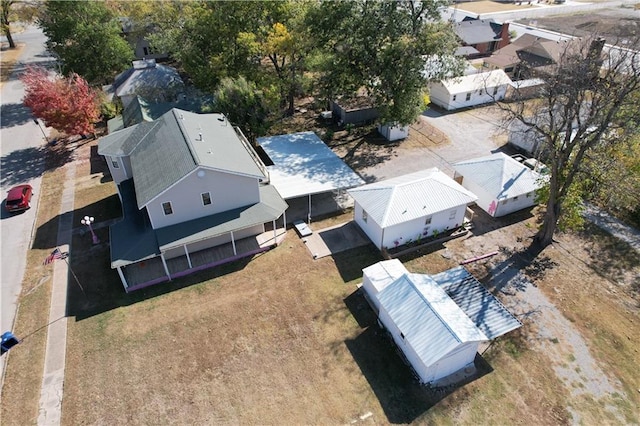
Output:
left=217, top=116, right=225, bottom=122
left=198, top=132, right=203, bottom=141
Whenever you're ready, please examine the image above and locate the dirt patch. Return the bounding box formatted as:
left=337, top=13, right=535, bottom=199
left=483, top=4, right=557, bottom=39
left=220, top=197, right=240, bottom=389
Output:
left=518, top=7, right=640, bottom=48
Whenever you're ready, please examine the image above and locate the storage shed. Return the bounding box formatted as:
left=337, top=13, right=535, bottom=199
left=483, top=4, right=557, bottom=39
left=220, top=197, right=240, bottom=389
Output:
left=428, top=69, right=512, bottom=111
left=348, top=168, right=477, bottom=251
left=361, top=260, right=522, bottom=386
left=331, top=97, right=379, bottom=125
left=453, top=153, right=545, bottom=217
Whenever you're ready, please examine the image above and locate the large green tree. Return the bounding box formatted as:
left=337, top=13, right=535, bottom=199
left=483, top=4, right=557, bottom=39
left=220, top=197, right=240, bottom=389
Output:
left=39, top=0, right=133, bottom=83
left=503, top=36, right=640, bottom=247
left=306, top=0, right=460, bottom=126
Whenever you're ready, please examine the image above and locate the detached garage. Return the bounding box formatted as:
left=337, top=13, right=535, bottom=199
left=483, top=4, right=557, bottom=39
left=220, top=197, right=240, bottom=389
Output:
left=361, top=259, right=522, bottom=386
left=428, top=69, right=512, bottom=111
left=453, top=153, right=545, bottom=217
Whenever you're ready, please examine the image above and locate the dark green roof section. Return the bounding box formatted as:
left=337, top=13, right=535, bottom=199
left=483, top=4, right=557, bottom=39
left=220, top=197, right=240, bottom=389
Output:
left=109, top=179, right=160, bottom=268
left=155, top=185, right=287, bottom=251
left=98, top=121, right=158, bottom=157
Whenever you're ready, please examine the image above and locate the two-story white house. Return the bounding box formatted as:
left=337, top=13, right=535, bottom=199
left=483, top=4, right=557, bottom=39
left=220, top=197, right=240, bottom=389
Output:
left=98, top=108, right=288, bottom=292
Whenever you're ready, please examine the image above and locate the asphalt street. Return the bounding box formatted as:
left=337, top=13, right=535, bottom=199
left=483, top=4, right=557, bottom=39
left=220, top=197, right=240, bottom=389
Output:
left=1, top=26, right=54, bottom=368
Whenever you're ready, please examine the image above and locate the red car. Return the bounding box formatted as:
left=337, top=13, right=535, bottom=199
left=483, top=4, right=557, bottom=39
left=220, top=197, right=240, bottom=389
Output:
left=5, top=184, right=33, bottom=213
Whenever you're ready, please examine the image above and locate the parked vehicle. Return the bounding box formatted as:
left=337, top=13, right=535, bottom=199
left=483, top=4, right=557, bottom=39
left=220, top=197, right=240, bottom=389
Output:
left=5, top=184, right=33, bottom=213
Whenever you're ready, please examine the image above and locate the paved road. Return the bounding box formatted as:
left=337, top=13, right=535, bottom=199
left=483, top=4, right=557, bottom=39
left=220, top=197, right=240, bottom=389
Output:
left=1, top=26, right=54, bottom=368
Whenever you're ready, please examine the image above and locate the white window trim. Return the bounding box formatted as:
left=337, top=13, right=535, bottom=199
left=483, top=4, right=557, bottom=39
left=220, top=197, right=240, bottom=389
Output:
left=162, top=201, right=173, bottom=215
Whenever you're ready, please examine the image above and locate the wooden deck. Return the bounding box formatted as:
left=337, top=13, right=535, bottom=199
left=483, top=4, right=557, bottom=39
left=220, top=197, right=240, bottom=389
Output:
left=122, top=228, right=287, bottom=292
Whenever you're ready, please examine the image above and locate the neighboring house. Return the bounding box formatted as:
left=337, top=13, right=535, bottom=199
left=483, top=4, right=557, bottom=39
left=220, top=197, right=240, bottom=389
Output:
left=119, top=17, right=169, bottom=61
left=348, top=168, right=477, bottom=251
left=104, top=59, right=184, bottom=109
left=453, top=18, right=511, bottom=58
left=453, top=153, right=544, bottom=217
left=428, top=69, right=512, bottom=111
left=483, top=33, right=571, bottom=79
left=98, top=108, right=288, bottom=291
left=361, top=259, right=522, bottom=385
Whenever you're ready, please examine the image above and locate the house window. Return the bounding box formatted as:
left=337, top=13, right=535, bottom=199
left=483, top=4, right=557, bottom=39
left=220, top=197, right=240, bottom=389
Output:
left=465, top=93, right=471, bottom=101
left=111, top=159, right=119, bottom=169
left=513, top=196, right=519, bottom=201
left=143, top=47, right=149, bottom=56
left=400, top=332, right=405, bottom=340
left=362, top=209, right=368, bottom=223
left=449, top=210, right=457, bottom=220
left=201, top=192, right=212, bottom=206
left=452, top=95, right=457, bottom=101
left=425, top=216, right=432, bottom=225
left=493, top=87, right=499, bottom=95
left=479, top=89, right=484, bottom=96
left=162, top=202, right=173, bottom=215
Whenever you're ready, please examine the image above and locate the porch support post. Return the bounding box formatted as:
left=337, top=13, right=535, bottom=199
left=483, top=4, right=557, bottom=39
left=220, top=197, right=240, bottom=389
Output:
left=231, top=231, right=237, bottom=255
left=160, top=253, right=171, bottom=279
left=183, top=244, right=192, bottom=269
left=117, top=266, right=128, bottom=288
left=273, top=219, right=277, bottom=242
left=308, top=194, right=311, bottom=224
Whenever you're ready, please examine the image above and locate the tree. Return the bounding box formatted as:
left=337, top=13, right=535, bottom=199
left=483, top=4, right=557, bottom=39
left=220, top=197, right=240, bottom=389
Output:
left=38, top=0, right=133, bottom=83
left=22, top=66, right=101, bottom=136
left=306, top=0, right=459, bottom=126
left=502, top=36, right=640, bottom=247
left=1, top=0, right=39, bottom=49
left=214, top=76, right=274, bottom=144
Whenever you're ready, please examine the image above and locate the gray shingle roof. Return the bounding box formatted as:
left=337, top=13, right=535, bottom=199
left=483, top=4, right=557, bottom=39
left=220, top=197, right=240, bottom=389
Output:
left=455, top=18, right=503, bottom=45
left=98, top=121, right=158, bottom=157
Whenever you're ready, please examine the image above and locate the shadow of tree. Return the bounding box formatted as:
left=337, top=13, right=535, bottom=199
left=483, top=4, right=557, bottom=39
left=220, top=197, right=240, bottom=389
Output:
left=0, top=102, right=36, bottom=128
left=343, top=288, right=494, bottom=423
left=0, top=145, right=47, bottom=187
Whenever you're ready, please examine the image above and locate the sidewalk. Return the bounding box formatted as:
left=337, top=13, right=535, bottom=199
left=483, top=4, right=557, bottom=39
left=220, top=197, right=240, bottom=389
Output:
left=36, top=146, right=78, bottom=425
left=583, top=204, right=640, bottom=254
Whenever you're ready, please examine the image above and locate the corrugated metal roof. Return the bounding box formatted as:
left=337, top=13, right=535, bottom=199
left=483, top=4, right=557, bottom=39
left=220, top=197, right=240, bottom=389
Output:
left=453, top=152, right=543, bottom=200
left=348, top=168, right=477, bottom=227
left=431, top=266, right=522, bottom=340
left=377, top=274, right=488, bottom=367
left=439, top=69, right=512, bottom=94
left=258, top=132, right=365, bottom=198
left=362, top=259, right=408, bottom=293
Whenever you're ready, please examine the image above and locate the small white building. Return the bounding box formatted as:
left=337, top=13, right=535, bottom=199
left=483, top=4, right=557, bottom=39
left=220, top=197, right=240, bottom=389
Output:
left=348, top=168, right=477, bottom=251
left=453, top=153, right=545, bottom=217
left=428, top=69, right=512, bottom=111
left=361, top=260, right=522, bottom=385
left=378, top=123, right=409, bottom=142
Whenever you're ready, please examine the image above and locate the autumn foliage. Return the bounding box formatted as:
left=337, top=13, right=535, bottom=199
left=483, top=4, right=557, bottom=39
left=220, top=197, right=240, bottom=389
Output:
left=21, top=66, right=101, bottom=136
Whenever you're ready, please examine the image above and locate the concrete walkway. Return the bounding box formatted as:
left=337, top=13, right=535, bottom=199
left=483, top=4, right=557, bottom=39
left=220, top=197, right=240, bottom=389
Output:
left=583, top=204, right=640, bottom=254
left=37, top=146, right=77, bottom=425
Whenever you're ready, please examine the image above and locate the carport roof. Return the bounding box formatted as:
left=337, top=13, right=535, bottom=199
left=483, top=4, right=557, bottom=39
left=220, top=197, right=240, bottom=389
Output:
left=258, top=131, right=365, bottom=199
left=431, top=266, right=522, bottom=340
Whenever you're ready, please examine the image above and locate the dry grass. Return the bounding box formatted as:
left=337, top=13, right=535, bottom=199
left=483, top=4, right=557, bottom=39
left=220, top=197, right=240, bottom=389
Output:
left=0, top=42, right=24, bottom=89
left=454, top=0, right=547, bottom=14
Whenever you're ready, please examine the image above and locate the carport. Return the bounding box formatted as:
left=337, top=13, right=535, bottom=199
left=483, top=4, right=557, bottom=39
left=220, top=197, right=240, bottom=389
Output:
left=257, top=131, right=365, bottom=223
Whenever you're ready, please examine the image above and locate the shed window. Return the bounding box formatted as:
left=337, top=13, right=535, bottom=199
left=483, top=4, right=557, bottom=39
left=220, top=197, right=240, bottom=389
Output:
left=452, top=95, right=457, bottom=101
left=449, top=210, right=457, bottom=220
left=362, top=209, right=368, bottom=223
left=162, top=202, right=173, bottom=215
left=201, top=192, right=212, bottom=206
left=493, top=87, right=499, bottom=95
left=425, top=216, right=432, bottom=225
left=465, top=93, right=471, bottom=101
left=111, top=159, right=119, bottom=169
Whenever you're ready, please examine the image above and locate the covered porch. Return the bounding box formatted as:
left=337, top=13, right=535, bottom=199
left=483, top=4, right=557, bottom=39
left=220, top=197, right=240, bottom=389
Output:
left=118, top=226, right=286, bottom=292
